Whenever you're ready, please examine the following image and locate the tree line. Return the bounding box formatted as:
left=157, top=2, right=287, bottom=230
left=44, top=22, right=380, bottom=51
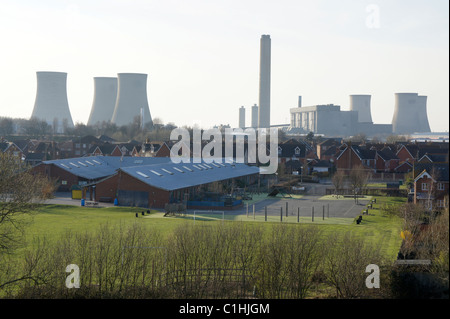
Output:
left=1, top=222, right=392, bottom=299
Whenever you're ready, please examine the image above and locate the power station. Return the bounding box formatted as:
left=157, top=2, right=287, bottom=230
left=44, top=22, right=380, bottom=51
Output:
left=31, top=71, right=74, bottom=133
left=238, top=106, right=245, bottom=129
left=258, top=35, right=271, bottom=129
left=289, top=94, right=393, bottom=137
left=392, top=93, right=431, bottom=134
left=87, top=77, right=118, bottom=126
left=111, top=73, right=152, bottom=127
left=28, top=36, right=433, bottom=137
left=237, top=35, right=433, bottom=137
left=251, top=104, right=259, bottom=128
left=349, top=95, right=372, bottom=123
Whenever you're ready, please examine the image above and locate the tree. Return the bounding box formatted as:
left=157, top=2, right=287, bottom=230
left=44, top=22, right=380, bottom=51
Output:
left=331, top=170, right=346, bottom=198
left=306, top=132, right=314, bottom=143
left=0, top=152, right=55, bottom=253
left=0, top=117, right=14, bottom=136
left=348, top=165, right=371, bottom=204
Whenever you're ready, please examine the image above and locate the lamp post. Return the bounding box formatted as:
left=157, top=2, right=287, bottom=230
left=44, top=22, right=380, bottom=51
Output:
left=300, top=166, right=303, bottom=184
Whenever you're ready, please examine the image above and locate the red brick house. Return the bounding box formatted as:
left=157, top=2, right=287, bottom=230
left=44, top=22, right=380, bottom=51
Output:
left=335, top=144, right=376, bottom=173
left=413, top=163, right=449, bottom=210
left=0, top=142, right=24, bottom=159
left=374, top=147, right=400, bottom=172
left=88, top=144, right=122, bottom=156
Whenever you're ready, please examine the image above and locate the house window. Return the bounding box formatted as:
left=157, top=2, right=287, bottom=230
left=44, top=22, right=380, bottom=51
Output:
left=438, top=183, right=445, bottom=191
left=421, top=183, right=428, bottom=191
left=278, top=146, right=282, bottom=155
left=75, top=143, right=80, bottom=148
left=295, top=147, right=300, bottom=156
left=437, top=200, right=445, bottom=208
left=61, top=181, right=67, bottom=185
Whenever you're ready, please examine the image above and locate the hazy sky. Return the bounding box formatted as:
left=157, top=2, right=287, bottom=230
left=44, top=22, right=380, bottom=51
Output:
left=0, top=0, right=448, bottom=131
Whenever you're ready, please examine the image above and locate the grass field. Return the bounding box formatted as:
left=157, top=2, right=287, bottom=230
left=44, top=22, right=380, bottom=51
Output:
left=19, top=195, right=406, bottom=262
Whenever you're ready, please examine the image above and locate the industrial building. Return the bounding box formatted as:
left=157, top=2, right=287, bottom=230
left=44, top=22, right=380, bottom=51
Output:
left=31, top=71, right=75, bottom=133
left=289, top=95, right=393, bottom=137
left=87, top=77, right=118, bottom=126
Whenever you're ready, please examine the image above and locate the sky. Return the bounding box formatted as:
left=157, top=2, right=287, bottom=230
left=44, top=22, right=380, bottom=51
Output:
left=0, top=0, right=448, bottom=132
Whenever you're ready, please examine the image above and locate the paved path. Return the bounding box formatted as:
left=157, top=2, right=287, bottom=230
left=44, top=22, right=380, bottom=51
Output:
left=189, top=195, right=370, bottom=219
left=45, top=192, right=370, bottom=219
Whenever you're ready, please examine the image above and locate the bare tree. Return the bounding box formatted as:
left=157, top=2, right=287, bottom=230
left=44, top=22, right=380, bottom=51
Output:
left=331, top=170, right=346, bottom=198
left=323, top=231, right=384, bottom=298
left=0, top=152, right=55, bottom=253
left=348, top=165, right=371, bottom=204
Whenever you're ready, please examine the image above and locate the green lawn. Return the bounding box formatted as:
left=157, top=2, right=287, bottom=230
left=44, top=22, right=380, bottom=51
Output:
left=19, top=196, right=406, bottom=262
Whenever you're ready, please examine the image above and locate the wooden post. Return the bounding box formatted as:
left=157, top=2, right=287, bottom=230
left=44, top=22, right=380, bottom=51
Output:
left=253, top=204, right=255, bottom=219
left=286, top=202, right=288, bottom=217
left=265, top=206, right=267, bottom=222
left=280, top=207, right=283, bottom=222
left=297, top=207, right=300, bottom=223
left=312, top=207, right=314, bottom=222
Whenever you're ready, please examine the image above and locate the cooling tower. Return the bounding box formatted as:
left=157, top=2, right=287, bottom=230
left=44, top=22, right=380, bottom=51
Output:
left=251, top=104, right=259, bottom=128
left=349, top=95, right=372, bottom=123
left=392, top=93, right=431, bottom=134
left=87, top=77, right=118, bottom=126
left=239, top=106, right=246, bottom=129
left=111, top=73, right=152, bottom=127
left=258, top=35, right=271, bottom=129
left=31, top=71, right=74, bottom=133
left=416, top=95, right=431, bottom=132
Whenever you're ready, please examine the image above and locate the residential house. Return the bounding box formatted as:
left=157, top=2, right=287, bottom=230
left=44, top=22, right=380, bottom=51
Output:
left=277, top=139, right=309, bottom=164
left=73, top=135, right=104, bottom=157
left=25, top=152, right=46, bottom=166
left=375, top=146, right=400, bottom=172
left=335, top=144, right=376, bottom=172
left=413, top=163, right=449, bottom=210
left=0, top=141, right=23, bottom=159
left=87, top=144, right=122, bottom=157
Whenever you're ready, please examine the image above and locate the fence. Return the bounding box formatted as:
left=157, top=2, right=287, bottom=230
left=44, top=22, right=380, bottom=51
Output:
left=325, top=188, right=408, bottom=197
left=160, top=268, right=256, bottom=299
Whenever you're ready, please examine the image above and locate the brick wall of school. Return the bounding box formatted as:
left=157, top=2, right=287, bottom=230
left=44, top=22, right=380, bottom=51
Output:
left=31, top=163, right=79, bottom=192
left=95, top=171, right=170, bottom=208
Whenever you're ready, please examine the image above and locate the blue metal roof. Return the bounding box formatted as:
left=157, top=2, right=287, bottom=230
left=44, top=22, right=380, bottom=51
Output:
left=42, top=156, right=171, bottom=180
left=120, top=160, right=260, bottom=191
